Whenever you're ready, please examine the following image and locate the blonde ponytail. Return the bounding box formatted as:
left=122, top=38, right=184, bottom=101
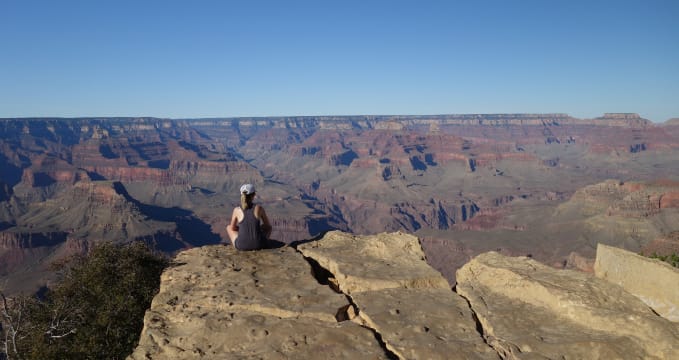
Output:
left=241, top=192, right=254, bottom=209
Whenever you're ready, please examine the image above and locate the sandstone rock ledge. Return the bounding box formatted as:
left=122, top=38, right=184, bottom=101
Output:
left=298, top=232, right=497, bottom=360
left=128, top=246, right=388, bottom=359
left=129, top=232, right=496, bottom=359
left=457, top=252, right=679, bottom=359
left=130, top=231, right=679, bottom=360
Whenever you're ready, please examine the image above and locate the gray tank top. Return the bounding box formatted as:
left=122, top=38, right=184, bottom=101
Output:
left=235, top=207, right=267, bottom=251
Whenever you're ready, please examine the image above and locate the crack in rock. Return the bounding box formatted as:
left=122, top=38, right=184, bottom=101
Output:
left=296, top=232, right=500, bottom=360
left=293, top=244, right=401, bottom=359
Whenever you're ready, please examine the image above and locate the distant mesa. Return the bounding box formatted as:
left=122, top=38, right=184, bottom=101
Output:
left=598, top=113, right=642, bottom=119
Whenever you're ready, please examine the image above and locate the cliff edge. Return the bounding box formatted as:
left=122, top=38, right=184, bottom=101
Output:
left=130, top=232, right=679, bottom=359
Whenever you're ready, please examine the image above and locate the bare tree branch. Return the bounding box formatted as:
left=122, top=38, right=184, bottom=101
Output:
left=1, top=291, right=20, bottom=360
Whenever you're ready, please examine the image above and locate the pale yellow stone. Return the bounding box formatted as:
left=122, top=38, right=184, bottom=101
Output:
left=300, top=231, right=496, bottom=360
left=457, top=251, right=679, bottom=359
left=159, top=246, right=349, bottom=322
left=352, top=288, right=498, bottom=360
left=595, top=243, right=679, bottom=322
left=130, top=307, right=388, bottom=359
left=129, top=245, right=388, bottom=359
left=297, top=231, right=450, bottom=294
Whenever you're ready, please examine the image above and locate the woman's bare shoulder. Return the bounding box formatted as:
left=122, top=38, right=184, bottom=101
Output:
left=254, top=204, right=265, bottom=215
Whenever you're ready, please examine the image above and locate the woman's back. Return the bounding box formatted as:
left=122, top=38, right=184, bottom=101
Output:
left=234, top=206, right=267, bottom=250
left=227, top=183, right=272, bottom=250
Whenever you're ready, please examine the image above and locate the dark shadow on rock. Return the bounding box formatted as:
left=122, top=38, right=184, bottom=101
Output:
left=148, top=159, right=170, bottom=169
left=334, top=150, right=358, bottom=166
left=99, top=144, right=120, bottom=159
left=176, top=217, right=221, bottom=247
left=0, top=221, right=14, bottom=231
left=410, top=156, right=427, bottom=171
left=289, top=229, right=331, bottom=248
left=424, top=153, right=437, bottom=166
left=267, top=239, right=287, bottom=249
left=0, top=154, right=23, bottom=187
left=112, top=182, right=221, bottom=248
left=138, top=232, right=187, bottom=254
left=307, top=216, right=342, bottom=239
left=85, top=171, right=107, bottom=181
left=33, top=173, right=56, bottom=187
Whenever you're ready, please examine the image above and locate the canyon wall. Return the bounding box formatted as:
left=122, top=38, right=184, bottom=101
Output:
left=3, top=114, right=679, bottom=294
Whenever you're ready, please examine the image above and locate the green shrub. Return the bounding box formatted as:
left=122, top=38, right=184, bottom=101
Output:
left=2, top=241, right=169, bottom=360
left=649, top=252, right=679, bottom=268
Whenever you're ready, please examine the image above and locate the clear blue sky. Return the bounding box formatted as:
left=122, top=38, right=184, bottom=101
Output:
left=1, top=0, right=678, bottom=122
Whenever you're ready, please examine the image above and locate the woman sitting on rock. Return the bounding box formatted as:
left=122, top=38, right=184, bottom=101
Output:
left=227, top=183, right=272, bottom=250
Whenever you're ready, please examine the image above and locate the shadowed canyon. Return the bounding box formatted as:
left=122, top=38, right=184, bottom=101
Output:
left=2, top=114, right=679, bottom=294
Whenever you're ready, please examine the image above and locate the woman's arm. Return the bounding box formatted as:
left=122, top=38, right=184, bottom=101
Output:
left=256, top=205, right=273, bottom=239
left=226, top=207, right=240, bottom=243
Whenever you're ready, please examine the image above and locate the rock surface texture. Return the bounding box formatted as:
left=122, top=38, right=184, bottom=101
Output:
left=130, top=232, right=497, bottom=359
left=595, top=243, right=679, bottom=322
left=456, top=251, right=679, bottom=359
left=130, top=231, right=679, bottom=359
left=128, top=245, right=389, bottom=359
left=298, top=232, right=497, bottom=360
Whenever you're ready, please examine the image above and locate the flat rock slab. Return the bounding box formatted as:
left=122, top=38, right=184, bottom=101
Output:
left=300, top=231, right=496, bottom=360
left=131, top=307, right=388, bottom=359
left=129, top=245, right=389, bottom=359
left=352, top=288, right=498, bottom=360
left=298, top=231, right=450, bottom=294
left=457, top=251, right=679, bottom=359
left=595, top=243, right=679, bottom=321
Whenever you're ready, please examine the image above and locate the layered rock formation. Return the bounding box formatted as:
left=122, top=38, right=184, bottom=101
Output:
left=131, top=232, right=679, bottom=359
left=3, top=115, right=679, bottom=294
left=642, top=231, right=679, bottom=257
left=568, top=179, right=679, bottom=218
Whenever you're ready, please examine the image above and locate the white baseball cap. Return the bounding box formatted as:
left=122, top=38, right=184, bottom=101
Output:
left=240, top=183, right=256, bottom=195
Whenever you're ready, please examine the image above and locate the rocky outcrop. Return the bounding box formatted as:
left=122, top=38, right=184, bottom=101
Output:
left=595, top=243, right=679, bottom=322
left=456, top=251, right=679, bottom=359
left=129, top=232, right=679, bottom=359
left=0, top=231, right=67, bottom=250
left=660, top=191, right=679, bottom=208
left=131, top=231, right=679, bottom=359
left=568, top=179, right=679, bottom=218
left=130, top=232, right=497, bottom=359
left=298, top=232, right=496, bottom=360
left=129, top=246, right=390, bottom=359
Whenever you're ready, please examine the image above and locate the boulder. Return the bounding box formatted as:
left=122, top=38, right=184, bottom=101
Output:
left=595, top=243, right=679, bottom=321
left=456, top=251, right=679, bottom=359
left=297, top=231, right=450, bottom=294
left=298, top=231, right=497, bottom=360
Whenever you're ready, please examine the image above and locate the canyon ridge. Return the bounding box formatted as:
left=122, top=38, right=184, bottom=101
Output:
left=1, top=114, right=679, bottom=293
